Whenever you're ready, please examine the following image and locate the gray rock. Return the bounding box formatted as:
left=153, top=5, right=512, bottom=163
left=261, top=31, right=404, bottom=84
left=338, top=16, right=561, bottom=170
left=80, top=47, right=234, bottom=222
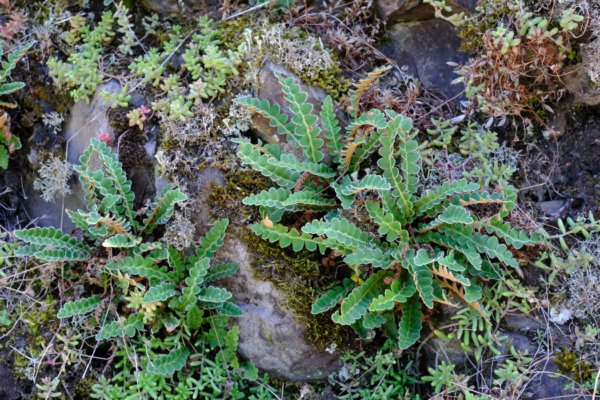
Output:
left=22, top=80, right=122, bottom=232
left=376, top=0, right=477, bottom=23
left=540, top=200, right=568, bottom=220
left=141, top=0, right=180, bottom=13
left=563, top=52, right=600, bottom=106
left=527, top=358, right=572, bottom=400
left=251, top=60, right=335, bottom=165
left=382, top=19, right=469, bottom=98
left=213, top=235, right=342, bottom=380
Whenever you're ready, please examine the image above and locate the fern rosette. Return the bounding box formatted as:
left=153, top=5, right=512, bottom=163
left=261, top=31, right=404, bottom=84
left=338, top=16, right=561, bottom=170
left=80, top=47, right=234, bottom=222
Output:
left=232, top=66, right=548, bottom=349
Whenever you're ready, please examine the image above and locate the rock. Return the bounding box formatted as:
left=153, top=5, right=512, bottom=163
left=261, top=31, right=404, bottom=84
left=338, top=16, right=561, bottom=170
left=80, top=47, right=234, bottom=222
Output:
left=539, top=199, right=568, bottom=220
left=251, top=60, right=335, bottom=165
left=22, top=80, right=123, bottom=232
left=376, top=0, right=477, bottom=23
left=141, top=0, right=180, bottom=13
left=503, top=312, right=547, bottom=332
left=213, top=235, right=342, bottom=380
left=563, top=52, right=600, bottom=106
left=527, top=359, right=572, bottom=400
left=382, top=19, right=469, bottom=98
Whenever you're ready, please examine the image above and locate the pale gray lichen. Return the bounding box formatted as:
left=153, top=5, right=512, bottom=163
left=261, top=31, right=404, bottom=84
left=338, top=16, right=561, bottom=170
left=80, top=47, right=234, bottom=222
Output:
left=161, top=210, right=196, bottom=251
left=41, top=112, right=64, bottom=135
left=33, top=156, right=73, bottom=202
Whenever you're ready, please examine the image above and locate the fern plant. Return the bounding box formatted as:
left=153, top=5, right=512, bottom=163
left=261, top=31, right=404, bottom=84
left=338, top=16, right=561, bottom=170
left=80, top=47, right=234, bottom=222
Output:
left=14, top=138, right=244, bottom=373
left=232, top=66, right=547, bottom=349
left=0, top=41, right=33, bottom=169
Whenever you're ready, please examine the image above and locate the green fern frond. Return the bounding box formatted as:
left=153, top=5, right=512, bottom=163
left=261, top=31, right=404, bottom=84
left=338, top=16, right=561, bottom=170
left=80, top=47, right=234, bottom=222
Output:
left=414, top=179, right=480, bottom=216
left=364, top=200, right=409, bottom=242
left=332, top=176, right=356, bottom=209
left=270, top=153, right=336, bottom=178
left=97, top=315, right=144, bottom=340
left=369, top=276, right=416, bottom=311
left=0, top=145, right=8, bottom=169
left=197, top=286, right=232, bottom=303
left=342, top=174, right=391, bottom=195
left=147, top=347, right=190, bottom=376
left=143, top=282, right=179, bottom=303
left=302, top=217, right=374, bottom=250
left=217, top=302, right=243, bottom=317
left=343, top=248, right=394, bottom=268
left=232, top=139, right=299, bottom=189
left=281, top=190, right=337, bottom=209
left=321, top=95, right=342, bottom=160
left=232, top=96, right=296, bottom=141
left=251, top=221, right=327, bottom=253
left=90, top=138, right=137, bottom=229
left=332, top=269, right=390, bottom=325
left=417, top=205, right=474, bottom=233
left=204, top=262, right=239, bottom=283
left=15, top=227, right=90, bottom=252
left=243, top=188, right=298, bottom=211
left=57, top=295, right=101, bottom=318
left=404, top=252, right=435, bottom=308
left=35, top=248, right=91, bottom=262
left=363, top=312, right=387, bottom=329
left=106, top=255, right=175, bottom=284
left=485, top=219, right=546, bottom=249
left=0, top=82, right=25, bottom=96
left=312, top=278, right=355, bottom=314
left=197, top=218, right=229, bottom=260
left=141, top=184, right=187, bottom=233
left=274, top=71, right=324, bottom=163
left=102, top=233, right=136, bottom=248
left=397, top=295, right=422, bottom=349
left=346, top=109, right=388, bottom=136
left=179, top=258, right=210, bottom=307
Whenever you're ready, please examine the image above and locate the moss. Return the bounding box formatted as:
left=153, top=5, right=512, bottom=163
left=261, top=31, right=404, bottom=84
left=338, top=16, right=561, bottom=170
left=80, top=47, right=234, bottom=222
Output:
left=554, top=347, right=593, bottom=384
left=208, top=170, right=273, bottom=226
left=74, top=375, right=97, bottom=397
left=243, top=230, right=356, bottom=350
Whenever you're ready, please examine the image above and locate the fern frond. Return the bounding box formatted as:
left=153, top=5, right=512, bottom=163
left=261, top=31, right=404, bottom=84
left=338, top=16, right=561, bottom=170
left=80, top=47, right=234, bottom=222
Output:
left=197, top=218, right=229, bottom=260
left=339, top=137, right=364, bottom=171
left=485, top=219, right=546, bottom=249
left=197, top=287, right=232, bottom=303
left=332, top=269, right=390, bottom=325
left=179, top=258, right=210, bottom=308
left=147, top=348, right=190, bottom=376
left=404, top=252, right=435, bottom=308
left=233, top=96, right=296, bottom=141
left=364, top=200, right=409, bottom=242
left=271, top=153, right=336, bottom=178
left=343, top=174, right=391, bottom=195
left=14, top=244, right=45, bottom=256
left=430, top=262, right=470, bottom=286
left=102, top=234, right=136, bottom=248
left=35, top=248, right=91, bottom=261
left=420, top=230, right=483, bottom=270
left=302, top=218, right=374, bottom=250
left=438, top=250, right=467, bottom=272
left=348, top=65, right=392, bottom=118
left=281, top=190, right=337, bottom=209
left=369, top=276, right=416, bottom=311
left=417, top=205, right=474, bottom=233
left=106, top=255, right=175, bottom=284
left=143, top=283, right=180, bottom=303
left=414, top=179, right=480, bottom=216
left=274, top=71, right=324, bottom=163
left=243, top=188, right=298, bottom=211
left=232, top=140, right=299, bottom=189
left=346, top=109, right=387, bottom=137
left=363, top=312, right=387, bottom=329
left=141, top=185, right=187, bottom=233
left=251, top=221, right=327, bottom=253
left=437, top=224, right=519, bottom=269
left=397, top=295, right=422, bottom=349
left=396, top=135, right=420, bottom=218
left=321, top=95, right=342, bottom=160
left=58, top=295, right=101, bottom=318
left=86, top=211, right=131, bottom=235
left=204, top=262, right=239, bottom=283
left=15, top=227, right=90, bottom=252
left=312, top=278, right=355, bottom=314
left=217, top=302, right=243, bottom=317
left=332, top=176, right=356, bottom=210
left=437, top=278, right=487, bottom=320
left=90, top=138, right=137, bottom=229
left=343, top=248, right=394, bottom=268
left=97, top=315, right=144, bottom=340
left=0, top=82, right=25, bottom=96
